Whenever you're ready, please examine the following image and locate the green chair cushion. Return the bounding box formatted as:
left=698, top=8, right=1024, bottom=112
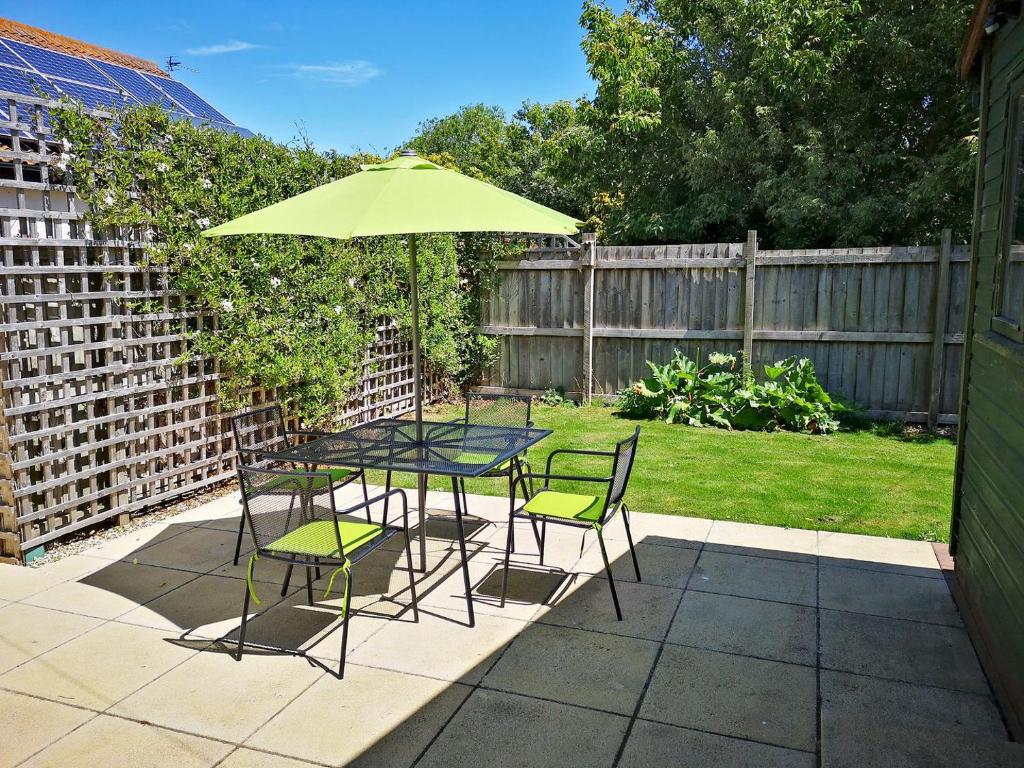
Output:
left=454, top=451, right=512, bottom=472
left=265, top=467, right=353, bottom=493
left=266, top=519, right=382, bottom=558
left=522, top=490, right=605, bottom=524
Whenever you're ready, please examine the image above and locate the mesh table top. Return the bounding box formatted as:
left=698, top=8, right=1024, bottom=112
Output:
left=266, top=418, right=551, bottom=477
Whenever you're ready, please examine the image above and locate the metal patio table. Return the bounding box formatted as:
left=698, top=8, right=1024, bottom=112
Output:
left=266, top=416, right=551, bottom=626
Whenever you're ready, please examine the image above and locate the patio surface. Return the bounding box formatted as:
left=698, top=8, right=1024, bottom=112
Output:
left=1, top=486, right=1021, bottom=768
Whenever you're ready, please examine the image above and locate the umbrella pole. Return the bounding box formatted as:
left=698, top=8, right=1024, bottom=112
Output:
left=408, top=233, right=427, bottom=572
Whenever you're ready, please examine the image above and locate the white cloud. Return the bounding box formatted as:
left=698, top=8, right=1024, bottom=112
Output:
left=287, top=60, right=381, bottom=86
left=185, top=40, right=261, bottom=56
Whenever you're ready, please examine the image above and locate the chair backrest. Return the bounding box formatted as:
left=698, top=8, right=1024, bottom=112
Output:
left=606, top=426, right=641, bottom=513
left=464, top=393, right=532, bottom=427
left=230, top=405, right=289, bottom=466
left=237, top=465, right=343, bottom=559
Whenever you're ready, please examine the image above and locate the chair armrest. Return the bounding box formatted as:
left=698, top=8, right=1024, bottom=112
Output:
left=336, top=487, right=409, bottom=523
left=545, top=447, right=615, bottom=475
left=521, top=472, right=612, bottom=486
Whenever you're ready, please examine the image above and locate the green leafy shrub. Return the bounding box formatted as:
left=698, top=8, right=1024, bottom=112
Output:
left=616, top=351, right=844, bottom=433
left=50, top=103, right=504, bottom=425
left=540, top=385, right=577, bottom=408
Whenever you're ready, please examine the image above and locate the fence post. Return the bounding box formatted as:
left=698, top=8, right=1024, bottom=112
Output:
left=742, top=230, right=758, bottom=379
left=581, top=233, right=597, bottom=404
left=928, top=228, right=953, bottom=429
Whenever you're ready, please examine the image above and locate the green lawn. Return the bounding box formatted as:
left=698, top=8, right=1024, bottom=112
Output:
left=370, top=403, right=957, bottom=542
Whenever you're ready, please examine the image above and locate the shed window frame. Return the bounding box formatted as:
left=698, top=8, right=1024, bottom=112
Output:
left=994, top=71, right=1024, bottom=343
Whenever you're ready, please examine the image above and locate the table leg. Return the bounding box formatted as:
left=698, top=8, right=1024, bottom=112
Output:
left=416, top=472, right=428, bottom=573
left=450, top=476, right=476, bottom=627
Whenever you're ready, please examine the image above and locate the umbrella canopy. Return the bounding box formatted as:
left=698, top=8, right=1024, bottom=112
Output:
left=203, top=152, right=579, bottom=238
left=202, top=150, right=579, bottom=566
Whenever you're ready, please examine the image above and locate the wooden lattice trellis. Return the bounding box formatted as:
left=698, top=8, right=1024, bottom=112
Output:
left=0, top=92, right=441, bottom=563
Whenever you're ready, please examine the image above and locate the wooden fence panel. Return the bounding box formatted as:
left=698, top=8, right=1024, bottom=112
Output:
left=480, top=233, right=968, bottom=425
left=0, top=94, right=439, bottom=561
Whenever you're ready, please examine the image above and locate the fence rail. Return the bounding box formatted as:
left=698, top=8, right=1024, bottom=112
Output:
left=479, top=231, right=968, bottom=426
left=0, top=92, right=438, bottom=562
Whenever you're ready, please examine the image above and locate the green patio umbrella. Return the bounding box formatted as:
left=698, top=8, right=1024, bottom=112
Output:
left=203, top=150, right=579, bottom=563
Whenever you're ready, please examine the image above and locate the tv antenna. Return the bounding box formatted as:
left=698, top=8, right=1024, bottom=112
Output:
left=165, top=56, right=181, bottom=73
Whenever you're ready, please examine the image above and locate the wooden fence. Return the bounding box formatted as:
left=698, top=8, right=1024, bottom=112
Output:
left=479, top=231, right=969, bottom=425
left=0, top=92, right=438, bottom=563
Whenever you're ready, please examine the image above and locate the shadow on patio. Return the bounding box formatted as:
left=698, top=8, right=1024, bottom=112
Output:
left=1, top=488, right=1021, bottom=768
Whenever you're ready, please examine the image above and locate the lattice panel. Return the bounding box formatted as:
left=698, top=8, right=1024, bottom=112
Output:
left=0, top=92, right=441, bottom=561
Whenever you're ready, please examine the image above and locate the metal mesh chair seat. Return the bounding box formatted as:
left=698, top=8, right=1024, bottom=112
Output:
left=522, top=490, right=604, bottom=525
left=265, top=519, right=383, bottom=560
left=263, top=467, right=353, bottom=495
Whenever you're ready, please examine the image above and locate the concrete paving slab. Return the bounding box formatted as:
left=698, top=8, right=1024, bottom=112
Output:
left=691, top=551, right=817, bottom=606
left=216, top=748, right=313, bottom=768
left=639, top=644, right=818, bottom=752
left=347, top=606, right=524, bottom=684
left=604, top=511, right=711, bottom=549
left=576, top=538, right=700, bottom=588
left=26, top=714, right=233, bottom=768
left=820, top=610, right=989, bottom=694
left=0, top=602, right=103, bottom=674
left=818, top=531, right=941, bottom=578
left=820, top=670, right=1007, bottom=740
left=706, top=520, right=818, bottom=563
left=483, top=622, right=660, bottom=715
left=415, top=688, right=629, bottom=768
left=130, top=526, right=243, bottom=573
left=819, top=565, right=961, bottom=626
left=0, top=555, right=107, bottom=601
left=667, top=590, right=817, bottom=666
left=619, top=719, right=816, bottom=768
left=418, top=555, right=557, bottom=621
left=536, top=573, right=681, bottom=641
left=23, top=561, right=199, bottom=620
left=821, top=716, right=1024, bottom=768
left=0, top=621, right=201, bottom=710
left=109, top=649, right=324, bottom=743
left=246, top=665, right=471, bottom=767
left=77, top=522, right=193, bottom=562
left=0, top=688, right=95, bottom=768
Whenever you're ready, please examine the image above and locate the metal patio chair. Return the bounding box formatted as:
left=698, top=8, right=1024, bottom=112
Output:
left=500, top=426, right=641, bottom=621
left=229, top=405, right=371, bottom=566
left=235, top=464, right=418, bottom=678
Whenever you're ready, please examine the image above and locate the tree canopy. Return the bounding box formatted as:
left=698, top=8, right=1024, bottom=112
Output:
left=411, top=0, right=975, bottom=248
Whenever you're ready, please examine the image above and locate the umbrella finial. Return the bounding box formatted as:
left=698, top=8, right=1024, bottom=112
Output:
left=400, top=148, right=418, bottom=157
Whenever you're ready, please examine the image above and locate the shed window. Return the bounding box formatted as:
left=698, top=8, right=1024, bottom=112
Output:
left=996, top=93, right=1024, bottom=340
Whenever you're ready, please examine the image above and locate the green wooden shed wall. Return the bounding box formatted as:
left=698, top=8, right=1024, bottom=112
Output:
left=955, top=0, right=1024, bottom=740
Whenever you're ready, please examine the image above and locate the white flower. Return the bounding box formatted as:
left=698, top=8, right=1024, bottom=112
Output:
left=196, top=217, right=211, bottom=229
left=347, top=277, right=357, bottom=288
left=220, top=299, right=234, bottom=312
left=182, top=242, right=194, bottom=252
left=270, top=277, right=281, bottom=288
left=164, top=133, right=173, bottom=143
left=60, top=138, right=72, bottom=151
left=103, top=192, right=114, bottom=206
left=201, top=178, right=213, bottom=190
left=156, top=162, right=169, bottom=172
left=334, top=306, right=343, bottom=315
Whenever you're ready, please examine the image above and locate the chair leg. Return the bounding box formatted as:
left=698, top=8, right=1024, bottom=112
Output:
left=451, top=476, right=475, bottom=627
left=597, top=528, right=623, bottom=621
left=500, top=509, right=515, bottom=608
left=305, top=566, right=314, bottom=606
left=382, top=471, right=392, bottom=528
left=281, top=555, right=295, bottom=596
left=539, top=518, right=547, bottom=565
left=508, top=473, right=517, bottom=554
left=360, top=472, right=371, bottom=523
left=403, top=515, right=420, bottom=621
left=236, top=571, right=252, bottom=661
left=338, top=570, right=353, bottom=679
left=232, top=510, right=246, bottom=566
left=622, top=505, right=641, bottom=582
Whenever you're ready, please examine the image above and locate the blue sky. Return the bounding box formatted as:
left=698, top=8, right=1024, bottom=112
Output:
left=13, top=1, right=625, bottom=153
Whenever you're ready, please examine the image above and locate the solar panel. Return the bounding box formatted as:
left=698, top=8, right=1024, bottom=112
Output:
left=0, top=64, right=58, bottom=99
left=143, top=73, right=229, bottom=122
left=93, top=60, right=175, bottom=110
left=50, top=78, right=131, bottom=112
left=0, top=40, right=25, bottom=69
left=5, top=39, right=111, bottom=88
